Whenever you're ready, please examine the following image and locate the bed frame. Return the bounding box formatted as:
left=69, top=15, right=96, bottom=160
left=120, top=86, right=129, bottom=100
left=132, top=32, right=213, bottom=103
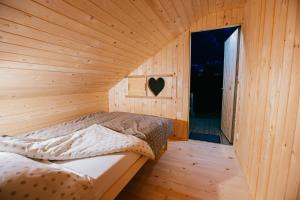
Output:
left=100, top=143, right=168, bottom=200
left=100, top=156, right=148, bottom=200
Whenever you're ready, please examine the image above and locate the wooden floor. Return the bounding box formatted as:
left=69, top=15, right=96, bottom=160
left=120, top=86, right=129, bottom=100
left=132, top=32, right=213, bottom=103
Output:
left=116, top=140, right=251, bottom=200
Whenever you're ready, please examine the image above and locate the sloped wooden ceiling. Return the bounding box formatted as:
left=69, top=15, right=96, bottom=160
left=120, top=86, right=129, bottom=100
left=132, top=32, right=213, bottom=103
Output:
left=0, top=0, right=245, bottom=97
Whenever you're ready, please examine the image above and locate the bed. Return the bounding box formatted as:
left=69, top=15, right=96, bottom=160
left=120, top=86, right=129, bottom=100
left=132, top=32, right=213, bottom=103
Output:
left=0, top=112, right=172, bottom=200
left=52, top=152, right=148, bottom=200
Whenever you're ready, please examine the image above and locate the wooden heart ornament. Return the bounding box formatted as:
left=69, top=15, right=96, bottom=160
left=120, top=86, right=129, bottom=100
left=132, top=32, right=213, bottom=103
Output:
left=148, top=77, right=165, bottom=96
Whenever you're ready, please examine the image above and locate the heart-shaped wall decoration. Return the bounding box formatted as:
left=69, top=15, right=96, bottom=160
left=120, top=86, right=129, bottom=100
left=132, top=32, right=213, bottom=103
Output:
left=148, top=77, right=165, bottom=96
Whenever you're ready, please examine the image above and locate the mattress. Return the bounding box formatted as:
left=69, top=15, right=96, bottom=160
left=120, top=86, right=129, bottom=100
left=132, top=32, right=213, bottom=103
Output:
left=20, top=111, right=172, bottom=158
left=50, top=152, right=142, bottom=198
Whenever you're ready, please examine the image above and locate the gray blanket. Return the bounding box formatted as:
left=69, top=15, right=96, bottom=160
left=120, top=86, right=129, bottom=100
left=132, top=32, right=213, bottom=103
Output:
left=19, top=112, right=173, bottom=158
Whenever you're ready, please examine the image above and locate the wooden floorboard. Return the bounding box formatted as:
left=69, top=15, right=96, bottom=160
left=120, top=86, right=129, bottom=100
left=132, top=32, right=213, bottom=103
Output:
left=116, top=140, right=251, bottom=200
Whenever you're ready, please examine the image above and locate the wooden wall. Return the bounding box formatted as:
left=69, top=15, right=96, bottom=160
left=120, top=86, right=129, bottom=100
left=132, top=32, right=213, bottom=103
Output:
left=109, top=31, right=190, bottom=139
left=109, top=6, right=244, bottom=139
left=0, top=92, right=108, bottom=135
left=0, top=1, right=113, bottom=135
left=234, top=0, right=300, bottom=199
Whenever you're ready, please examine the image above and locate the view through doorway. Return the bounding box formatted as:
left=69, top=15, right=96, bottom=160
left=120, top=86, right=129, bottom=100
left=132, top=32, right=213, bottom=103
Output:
left=189, top=27, right=240, bottom=145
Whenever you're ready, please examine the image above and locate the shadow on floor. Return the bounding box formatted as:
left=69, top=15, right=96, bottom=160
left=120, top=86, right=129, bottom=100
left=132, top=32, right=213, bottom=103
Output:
left=189, top=114, right=230, bottom=145
left=189, top=132, right=221, bottom=143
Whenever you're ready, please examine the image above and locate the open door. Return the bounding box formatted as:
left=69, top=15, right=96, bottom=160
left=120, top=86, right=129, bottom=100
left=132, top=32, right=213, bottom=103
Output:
left=221, top=28, right=239, bottom=143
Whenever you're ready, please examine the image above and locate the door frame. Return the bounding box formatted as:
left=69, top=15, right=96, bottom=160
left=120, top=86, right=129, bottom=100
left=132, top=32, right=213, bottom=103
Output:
left=187, top=25, right=242, bottom=143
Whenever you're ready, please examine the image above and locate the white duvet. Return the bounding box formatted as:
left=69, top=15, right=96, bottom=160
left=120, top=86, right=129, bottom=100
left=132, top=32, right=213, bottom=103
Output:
left=0, top=124, right=154, bottom=200
left=0, top=124, right=154, bottom=160
left=0, top=152, right=95, bottom=200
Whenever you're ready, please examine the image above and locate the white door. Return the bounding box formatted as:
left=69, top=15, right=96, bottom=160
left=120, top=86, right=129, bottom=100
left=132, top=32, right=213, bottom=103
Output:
left=221, top=29, right=239, bottom=143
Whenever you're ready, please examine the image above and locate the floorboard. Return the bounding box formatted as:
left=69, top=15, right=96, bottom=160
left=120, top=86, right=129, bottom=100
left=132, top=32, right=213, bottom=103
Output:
left=116, top=140, right=251, bottom=200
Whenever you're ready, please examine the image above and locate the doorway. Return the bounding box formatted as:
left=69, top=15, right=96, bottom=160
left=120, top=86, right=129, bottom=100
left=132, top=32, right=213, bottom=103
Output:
left=189, top=27, right=240, bottom=145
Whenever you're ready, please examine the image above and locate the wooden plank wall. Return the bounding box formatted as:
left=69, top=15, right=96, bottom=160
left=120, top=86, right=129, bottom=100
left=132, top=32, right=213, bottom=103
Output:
left=0, top=1, right=111, bottom=135
left=234, top=0, right=300, bottom=199
left=109, top=31, right=190, bottom=139
left=109, top=7, right=244, bottom=139
left=0, top=92, right=108, bottom=135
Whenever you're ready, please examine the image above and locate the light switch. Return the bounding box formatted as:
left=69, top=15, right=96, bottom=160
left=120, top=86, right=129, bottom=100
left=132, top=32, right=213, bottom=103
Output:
left=176, top=112, right=182, bottom=119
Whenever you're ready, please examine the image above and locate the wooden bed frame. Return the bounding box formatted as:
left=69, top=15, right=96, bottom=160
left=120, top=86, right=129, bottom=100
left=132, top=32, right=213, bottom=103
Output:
left=100, top=156, right=148, bottom=200
left=100, top=143, right=168, bottom=200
